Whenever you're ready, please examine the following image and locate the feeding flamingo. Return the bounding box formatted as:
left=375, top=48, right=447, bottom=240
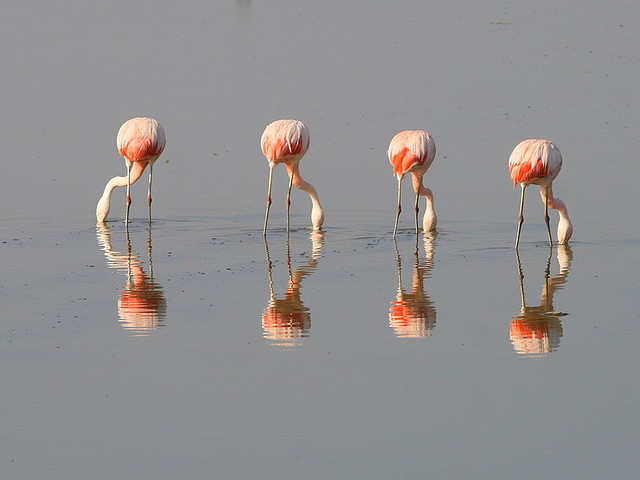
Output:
left=260, top=119, right=324, bottom=234
left=508, top=139, right=572, bottom=248
left=388, top=130, right=437, bottom=237
left=96, top=117, right=166, bottom=225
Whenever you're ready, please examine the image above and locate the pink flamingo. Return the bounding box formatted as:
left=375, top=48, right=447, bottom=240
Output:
left=260, top=119, right=324, bottom=234
left=388, top=130, right=437, bottom=237
left=509, top=139, right=573, bottom=248
left=96, top=117, right=166, bottom=224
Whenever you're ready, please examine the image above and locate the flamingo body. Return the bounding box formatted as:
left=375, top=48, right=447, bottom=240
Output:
left=117, top=118, right=166, bottom=163
left=387, top=130, right=437, bottom=237
left=261, top=119, right=324, bottom=234
left=97, top=117, right=166, bottom=224
left=509, top=139, right=572, bottom=247
left=509, top=138, right=561, bottom=187
left=261, top=119, right=310, bottom=165
left=388, top=130, right=436, bottom=177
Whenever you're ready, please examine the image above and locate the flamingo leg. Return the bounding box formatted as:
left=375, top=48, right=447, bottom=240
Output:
left=147, top=164, right=153, bottom=225
left=515, top=183, right=527, bottom=249
left=286, top=169, right=294, bottom=233
left=414, top=186, right=420, bottom=235
left=263, top=237, right=275, bottom=298
left=125, top=163, right=132, bottom=224
left=393, top=238, right=403, bottom=292
left=263, top=164, right=275, bottom=235
left=515, top=248, right=526, bottom=307
left=393, top=176, right=402, bottom=238
left=543, top=185, right=552, bottom=247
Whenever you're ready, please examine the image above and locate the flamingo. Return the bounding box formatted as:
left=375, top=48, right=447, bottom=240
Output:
left=260, top=119, right=324, bottom=234
left=96, top=117, right=166, bottom=225
left=509, top=139, right=573, bottom=248
left=388, top=130, right=437, bottom=237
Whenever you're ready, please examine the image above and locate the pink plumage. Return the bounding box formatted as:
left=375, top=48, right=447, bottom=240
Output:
left=387, top=130, right=437, bottom=237
left=117, top=117, right=166, bottom=163
left=261, top=119, right=310, bottom=164
left=508, top=139, right=572, bottom=247
left=260, top=119, right=323, bottom=234
left=97, top=117, right=166, bottom=224
left=388, top=130, right=435, bottom=177
left=509, top=139, right=561, bottom=187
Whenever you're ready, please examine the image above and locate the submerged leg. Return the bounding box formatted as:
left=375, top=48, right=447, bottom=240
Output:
left=393, top=238, right=403, bottom=293
left=393, top=176, right=402, bottom=238
left=414, top=187, right=420, bottom=235
left=515, top=248, right=526, bottom=307
left=515, top=184, right=527, bottom=249
left=125, top=163, right=132, bottom=224
left=543, top=185, right=552, bottom=247
left=263, top=164, right=275, bottom=236
left=286, top=169, right=294, bottom=233
left=147, top=164, right=153, bottom=225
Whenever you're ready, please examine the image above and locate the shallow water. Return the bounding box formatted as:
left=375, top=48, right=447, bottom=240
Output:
left=1, top=1, right=639, bottom=479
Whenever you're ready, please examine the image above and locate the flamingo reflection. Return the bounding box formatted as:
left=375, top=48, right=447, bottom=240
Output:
left=389, top=234, right=437, bottom=338
left=262, top=232, right=323, bottom=346
left=96, top=225, right=166, bottom=336
left=510, top=246, right=573, bottom=356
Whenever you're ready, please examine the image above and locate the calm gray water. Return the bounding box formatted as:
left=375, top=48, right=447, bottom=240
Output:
left=1, top=1, right=639, bottom=479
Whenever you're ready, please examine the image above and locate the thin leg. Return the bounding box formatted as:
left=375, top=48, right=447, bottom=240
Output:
left=414, top=187, right=420, bottom=235
left=125, top=163, right=132, bottom=224
left=285, top=232, right=292, bottom=283
left=543, top=185, right=552, bottom=247
left=147, top=164, right=153, bottom=225
left=515, top=248, right=526, bottom=307
left=263, top=164, right=275, bottom=236
left=393, top=238, right=402, bottom=291
left=125, top=226, right=133, bottom=281
left=543, top=246, right=552, bottom=300
left=515, top=184, right=526, bottom=249
left=263, top=236, right=275, bottom=298
left=286, top=170, right=294, bottom=233
left=393, top=176, right=402, bottom=238
left=147, top=226, right=154, bottom=277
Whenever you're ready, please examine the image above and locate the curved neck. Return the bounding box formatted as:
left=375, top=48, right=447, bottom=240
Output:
left=539, top=184, right=573, bottom=244
left=411, top=173, right=437, bottom=231
left=285, top=164, right=324, bottom=229
left=96, top=162, right=148, bottom=223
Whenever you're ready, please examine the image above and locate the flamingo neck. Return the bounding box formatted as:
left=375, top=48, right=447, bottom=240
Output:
left=539, top=184, right=573, bottom=244
left=286, top=164, right=324, bottom=230
left=557, top=208, right=573, bottom=244
left=422, top=189, right=437, bottom=232
left=411, top=174, right=437, bottom=232
left=96, top=162, right=148, bottom=223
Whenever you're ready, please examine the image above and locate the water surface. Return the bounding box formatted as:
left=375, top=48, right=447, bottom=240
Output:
left=1, top=1, right=639, bottom=479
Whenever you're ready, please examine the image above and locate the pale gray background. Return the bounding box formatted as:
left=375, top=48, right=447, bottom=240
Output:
left=1, top=1, right=639, bottom=479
